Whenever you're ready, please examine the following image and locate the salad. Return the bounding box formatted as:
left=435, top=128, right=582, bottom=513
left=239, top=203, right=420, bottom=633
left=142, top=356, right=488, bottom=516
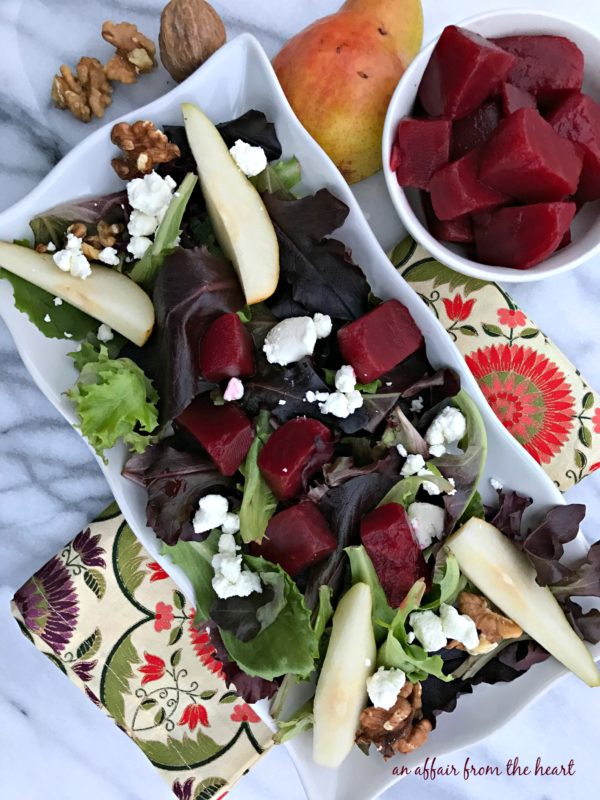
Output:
left=1, top=104, right=599, bottom=768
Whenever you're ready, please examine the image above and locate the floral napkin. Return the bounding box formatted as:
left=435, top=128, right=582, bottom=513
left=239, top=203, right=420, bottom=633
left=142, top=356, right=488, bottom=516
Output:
left=10, top=239, right=600, bottom=798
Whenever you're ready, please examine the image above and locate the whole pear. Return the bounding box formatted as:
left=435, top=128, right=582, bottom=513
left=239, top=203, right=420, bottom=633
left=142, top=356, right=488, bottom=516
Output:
left=273, top=0, right=423, bottom=184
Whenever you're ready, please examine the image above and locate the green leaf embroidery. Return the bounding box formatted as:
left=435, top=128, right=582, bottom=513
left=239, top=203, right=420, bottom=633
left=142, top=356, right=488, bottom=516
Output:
left=579, top=425, right=593, bottom=448
left=575, top=449, right=588, bottom=470
left=115, top=522, right=147, bottom=600
left=168, top=625, right=183, bottom=646
left=76, top=628, right=102, bottom=660
left=154, top=708, right=166, bottom=725
left=403, top=257, right=488, bottom=295
left=173, top=590, right=186, bottom=610
left=140, top=698, right=157, bottom=710
left=194, top=778, right=228, bottom=800
left=200, top=690, right=217, bottom=700
left=389, top=236, right=418, bottom=268
left=102, top=636, right=141, bottom=726
left=219, top=692, right=238, bottom=704
left=136, top=731, right=222, bottom=770
left=582, top=391, right=595, bottom=411
left=170, top=649, right=182, bottom=668
left=457, top=324, right=478, bottom=337
left=83, top=569, right=106, bottom=599
left=519, top=327, right=539, bottom=339
left=482, top=323, right=503, bottom=338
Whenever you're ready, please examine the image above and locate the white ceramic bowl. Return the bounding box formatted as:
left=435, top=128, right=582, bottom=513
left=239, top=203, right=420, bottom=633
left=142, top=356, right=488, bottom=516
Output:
left=382, top=9, right=600, bottom=283
left=0, top=33, right=596, bottom=800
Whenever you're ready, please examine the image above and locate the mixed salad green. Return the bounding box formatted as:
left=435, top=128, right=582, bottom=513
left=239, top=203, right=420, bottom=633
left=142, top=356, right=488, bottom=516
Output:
left=1, top=107, right=599, bottom=766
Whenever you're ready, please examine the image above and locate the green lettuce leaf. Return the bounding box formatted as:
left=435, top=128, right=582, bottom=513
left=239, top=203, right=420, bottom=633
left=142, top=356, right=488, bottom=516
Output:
left=345, top=545, right=394, bottom=641
left=377, top=473, right=454, bottom=508
left=66, top=345, right=159, bottom=459
left=421, top=550, right=464, bottom=610
left=238, top=410, right=277, bottom=544
left=313, top=585, right=333, bottom=644
left=161, top=531, right=221, bottom=622
left=251, top=157, right=301, bottom=195
left=274, top=699, right=314, bottom=744
left=129, top=172, right=198, bottom=289
left=0, top=268, right=97, bottom=340
left=220, top=555, right=318, bottom=681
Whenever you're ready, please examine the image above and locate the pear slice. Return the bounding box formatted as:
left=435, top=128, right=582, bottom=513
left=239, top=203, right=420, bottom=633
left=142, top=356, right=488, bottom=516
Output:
left=447, top=517, right=600, bottom=687
left=313, top=582, right=376, bottom=767
left=0, top=242, right=154, bottom=346
left=181, top=102, right=279, bottom=305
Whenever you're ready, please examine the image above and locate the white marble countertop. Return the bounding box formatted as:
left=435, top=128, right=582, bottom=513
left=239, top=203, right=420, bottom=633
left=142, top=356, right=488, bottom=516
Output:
left=1, top=1, right=600, bottom=798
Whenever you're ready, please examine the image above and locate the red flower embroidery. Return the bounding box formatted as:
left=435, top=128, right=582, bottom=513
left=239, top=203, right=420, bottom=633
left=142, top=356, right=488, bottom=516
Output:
left=442, top=294, right=475, bottom=322
left=466, top=344, right=575, bottom=464
left=590, top=462, right=600, bottom=473
left=178, top=703, right=210, bottom=730
left=148, top=562, right=169, bottom=582
left=189, top=612, right=224, bottom=677
left=154, top=601, right=174, bottom=632
left=230, top=703, right=261, bottom=723
left=592, top=408, right=600, bottom=434
left=139, top=652, right=166, bottom=685
left=497, top=308, right=527, bottom=328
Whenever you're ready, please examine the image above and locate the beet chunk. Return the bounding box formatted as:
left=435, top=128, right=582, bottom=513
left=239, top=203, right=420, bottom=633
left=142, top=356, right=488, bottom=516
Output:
left=257, top=418, right=333, bottom=501
left=360, top=503, right=428, bottom=608
left=393, top=118, right=451, bottom=190
left=500, top=82, right=536, bottom=115
left=431, top=148, right=509, bottom=221
left=475, top=202, right=576, bottom=269
left=418, top=26, right=517, bottom=119
left=548, top=92, right=600, bottom=202
left=177, top=394, right=254, bottom=476
left=493, top=35, right=584, bottom=103
left=479, top=108, right=583, bottom=202
left=422, top=193, right=473, bottom=243
left=338, top=299, right=424, bottom=383
left=251, top=502, right=337, bottom=576
left=199, top=313, right=254, bottom=382
left=452, top=100, right=503, bottom=160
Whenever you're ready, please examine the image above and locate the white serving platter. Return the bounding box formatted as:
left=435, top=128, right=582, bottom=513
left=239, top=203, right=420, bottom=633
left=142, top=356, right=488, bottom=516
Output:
left=0, top=32, right=595, bottom=800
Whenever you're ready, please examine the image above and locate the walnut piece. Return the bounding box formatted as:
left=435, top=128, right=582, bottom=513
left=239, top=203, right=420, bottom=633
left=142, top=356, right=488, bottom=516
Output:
left=458, top=591, right=523, bottom=644
left=159, top=0, right=226, bottom=83
left=356, top=681, right=432, bottom=760
left=110, top=120, right=180, bottom=180
left=103, top=21, right=157, bottom=84
left=51, top=57, right=112, bottom=123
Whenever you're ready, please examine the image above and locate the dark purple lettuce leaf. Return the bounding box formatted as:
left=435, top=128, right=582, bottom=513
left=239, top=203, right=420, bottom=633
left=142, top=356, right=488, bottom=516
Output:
left=563, top=600, right=600, bottom=644
left=376, top=348, right=434, bottom=395
left=123, top=439, right=230, bottom=545
left=304, top=474, right=397, bottom=611
left=400, top=368, right=461, bottom=409
left=216, top=111, right=283, bottom=161
left=489, top=489, right=533, bottom=539
left=137, top=246, right=245, bottom=423
left=521, top=504, right=586, bottom=585
left=209, top=625, right=280, bottom=702
left=551, top=541, right=600, bottom=600
left=263, top=190, right=369, bottom=321
left=29, top=190, right=129, bottom=247
left=342, top=393, right=401, bottom=435
left=321, top=450, right=401, bottom=488
left=210, top=586, right=276, bottom=643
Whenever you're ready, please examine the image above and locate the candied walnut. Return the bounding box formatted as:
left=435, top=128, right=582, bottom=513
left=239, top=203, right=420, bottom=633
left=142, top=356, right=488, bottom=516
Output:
left=102, top=21, right=157, bottom=84
left=90, top=220, right=125, bottom=249
left=111, top=120, right=180, bottom=179
left=458, top=591, right=523, bottom=644
left=356, top=681, right=431, bottom=760
left=51, top=57, right=112, bottom=122
left=67, top=222, right=88, bottom=239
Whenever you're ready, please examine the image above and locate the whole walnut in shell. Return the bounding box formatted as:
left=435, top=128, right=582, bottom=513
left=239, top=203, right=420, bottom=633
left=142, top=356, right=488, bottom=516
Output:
left=159, top=0, right=226, bottom=83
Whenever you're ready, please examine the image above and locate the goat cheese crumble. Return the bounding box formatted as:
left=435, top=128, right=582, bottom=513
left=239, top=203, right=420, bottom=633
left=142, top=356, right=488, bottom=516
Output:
left=401, top=453, right=426, bottom=476
left=97, top=323, right=114, bottom=343
left=407, top=502, right=445, bottom=549
left=211, top=533, right=262, bottom=599
left=490, top=477, right=503, bottom=492
left=223, top=377, right=245, bottom=402
left=409, top=609, right=446, bottom=652
left=263, top=317, right=318, bottom=365
left=410, top=396, right=424, bottom=413
left=127, top=172, right=176, bottom=217
left=313, top=313, right=333, bottom=339
left=52, top=234, right=92, bottom=279
left=366, top=667, right=407, bottom=710
left=424, top=406, right=467, bottom=458
left=439, top=603, right=479, bottom=651
left=229, top=139, right=268, bottom=177
left=193, top=494, right=229, bottom=534
left=396, top=443, right=408, bottom=457
left=98, top=246, right=120, bottom=266
left=53, top=297, right=63, bottom=306
left=334, top=365, right=356, bottom=394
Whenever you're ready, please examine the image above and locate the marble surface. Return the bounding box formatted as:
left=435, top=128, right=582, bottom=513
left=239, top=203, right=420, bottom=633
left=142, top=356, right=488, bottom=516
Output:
left=1, top=0, right=599, bottom=798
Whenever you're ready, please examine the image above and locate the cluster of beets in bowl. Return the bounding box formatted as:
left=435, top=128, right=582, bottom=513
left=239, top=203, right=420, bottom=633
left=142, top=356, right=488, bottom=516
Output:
left=391, top=25, right=600, bottom=269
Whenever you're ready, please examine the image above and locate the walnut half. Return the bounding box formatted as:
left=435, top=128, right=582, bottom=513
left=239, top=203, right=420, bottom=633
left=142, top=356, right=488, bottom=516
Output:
left=111, top=120, right=180, bottom=180
left=102, top=21, right=157, bottom=84
left=51, top=57, right=112, bottom=123
left=458, top=591, right=523, bottom=644
left=356, top=682, right=433, bottom=759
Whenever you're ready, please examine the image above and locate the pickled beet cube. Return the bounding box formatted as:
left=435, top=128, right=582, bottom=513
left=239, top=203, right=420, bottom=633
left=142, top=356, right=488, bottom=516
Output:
left=422, top=193, right=473, bottom=243
left=558, top=229, right=572, bottom=250
left=418, top=26, right=517, bottom=119
left=251, top=502, right=337, bottom=576
left=177, top=394, right=254, bottom=476
left=393, top=118, right=451, bottom=190
left=475, top=202, right=576, bottom=269
left=493, top=35, right=584, bottom=103
left=360, top=503, right=428, bottom=608
left=199, top=313, right=254, bottom=382
left=430, top=148, right=509, bottom=221
left=548, top=92, right=600, bottom=202
left=500, top=82, right=536, bottom=115
left=338, top=299, right=424, bottom=383
left=452, top=100, right=503, bottom=160
left=257, top=418, right=333, bottom=501
left=479, top=108, right=583, bottom=202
